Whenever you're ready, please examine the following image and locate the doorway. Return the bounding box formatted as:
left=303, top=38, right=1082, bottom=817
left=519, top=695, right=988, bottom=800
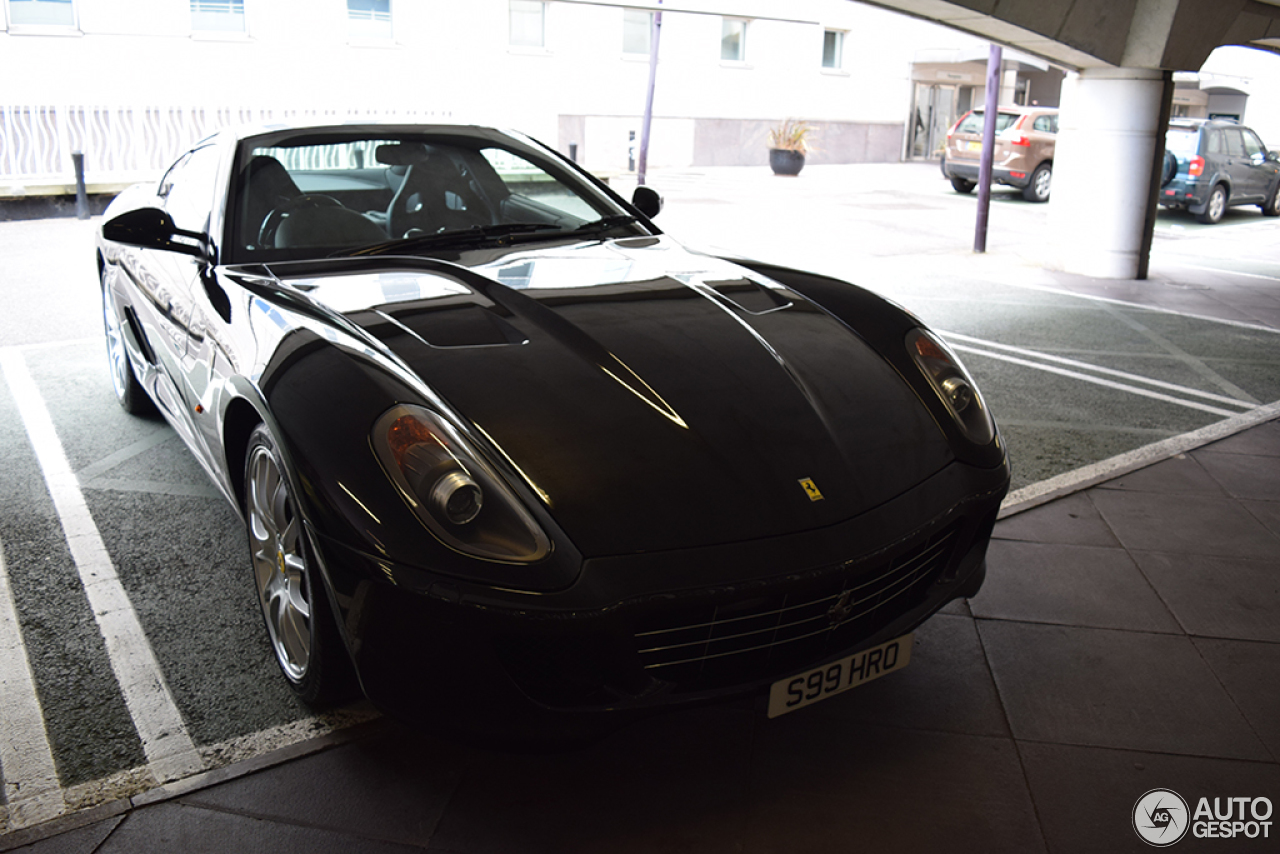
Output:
left=908, top=83, right=972, bottom=160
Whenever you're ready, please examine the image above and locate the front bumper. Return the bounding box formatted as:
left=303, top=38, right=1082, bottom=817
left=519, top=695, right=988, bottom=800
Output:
left=313, top=457, right=1009, bottom=738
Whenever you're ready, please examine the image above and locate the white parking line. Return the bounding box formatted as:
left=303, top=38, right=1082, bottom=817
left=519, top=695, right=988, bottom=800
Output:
left=943, top=341, right=1247, bottom=418
left=939, top=331, right=1259, bottom=410
left=0, top=541, right=66, bottom=829
left=1165, top=261, right=1280, bottom=282
left=0, top=350, right=205, bottom=788
left=1004, top=283, right=1280, bottom=335
left=1002, top=399, right=1280, bottom=515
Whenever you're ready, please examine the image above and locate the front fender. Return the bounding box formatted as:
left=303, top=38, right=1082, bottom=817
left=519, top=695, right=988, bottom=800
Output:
left=726, top=259, right=1007, bottom=472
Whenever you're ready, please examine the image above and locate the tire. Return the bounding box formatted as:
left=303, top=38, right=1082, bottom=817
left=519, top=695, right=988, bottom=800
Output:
left=245, top=423, right=355, bottom=707
left=102, top=286, right=154, bottom=415
left=1196, top=184, right=1227, bottom=224
left=1160, top=151, right=1177, bottom=188
left=1261, top=183, right=1280, bottom=217
left=1021, top=162, right=1052, bottom=202
left=950, top=176, right=976, bottom=194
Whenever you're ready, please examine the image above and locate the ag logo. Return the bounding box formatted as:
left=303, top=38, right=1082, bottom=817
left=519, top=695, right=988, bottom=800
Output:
left=1133, top=789, right=1190, bottom=846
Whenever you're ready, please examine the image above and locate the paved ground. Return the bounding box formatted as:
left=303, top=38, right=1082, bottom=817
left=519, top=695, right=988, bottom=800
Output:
left=6, top=418, right=1278, bottom=853
left=1, top=162, right=1278, bottom=851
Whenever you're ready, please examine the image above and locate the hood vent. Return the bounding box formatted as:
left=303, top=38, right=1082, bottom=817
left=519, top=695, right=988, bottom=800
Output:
left=381, top=303, right=527, bottom=349
left=708, top=279, right=792, bottom=315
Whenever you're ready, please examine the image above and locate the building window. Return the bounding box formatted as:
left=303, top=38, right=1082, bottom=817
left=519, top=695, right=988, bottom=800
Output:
left=348, top=0, right=391, bottom=40
left=720, top=18, right=746, bottom=63
left=191, top=0, right=244, bottom=33
left=622, top=9, right=652, bottom=56
left=7, top=0, right=75, bottom=27
left=822, top=30, right=843, bottom=69
left=510, top=0, right=545, bottom=48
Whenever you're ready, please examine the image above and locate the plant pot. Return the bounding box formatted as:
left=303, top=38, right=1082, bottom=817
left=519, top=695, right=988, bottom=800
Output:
left=769, top=148, right=805, bottom=176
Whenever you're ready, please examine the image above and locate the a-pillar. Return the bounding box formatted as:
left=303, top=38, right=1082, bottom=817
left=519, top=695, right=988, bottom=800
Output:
left=1049, top=67, right=1172, bottom=279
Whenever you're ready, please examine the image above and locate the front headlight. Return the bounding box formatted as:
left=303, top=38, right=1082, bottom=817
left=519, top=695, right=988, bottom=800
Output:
left=907, top=328, right=995, bottom=446
left=372, top=405, right=551, bottom=563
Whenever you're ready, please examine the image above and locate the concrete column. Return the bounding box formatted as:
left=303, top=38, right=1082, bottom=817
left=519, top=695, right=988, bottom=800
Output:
left=1049, top=68, right=1167, bottom=279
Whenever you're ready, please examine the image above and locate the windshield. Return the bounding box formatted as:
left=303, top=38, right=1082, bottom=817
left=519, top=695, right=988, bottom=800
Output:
left=229, top=129, right=638, bottom=262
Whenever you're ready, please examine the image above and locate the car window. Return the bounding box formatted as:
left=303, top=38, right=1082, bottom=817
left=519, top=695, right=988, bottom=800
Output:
left=232, top=131, right=627, bottom=260
left=1241, top=129, right=1266, bottom=158
left=955, top=111, right=1019, bottom=135
left=1032, top=115, right=1057, bottom=133
left=1222, top=128, right=1247, bottom=157
left=161, top=145, right=221, bottom=233
left=1207, top=130, right=1224, bottom=155
left=1166, top=128, right=1200, bottom=154
left=478, top=148, right=598, bottom=221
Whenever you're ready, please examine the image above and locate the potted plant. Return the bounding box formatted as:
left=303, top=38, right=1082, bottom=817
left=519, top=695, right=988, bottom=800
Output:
left=768, top=119, right=815, bottom=176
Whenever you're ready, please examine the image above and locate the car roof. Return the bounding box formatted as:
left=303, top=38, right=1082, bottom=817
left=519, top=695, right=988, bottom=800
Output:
left=1168, top=118, right=1244, bottom=130
left=204, top=120, right=517, bottom=147
left=971, top=106, right=1059, bottom=114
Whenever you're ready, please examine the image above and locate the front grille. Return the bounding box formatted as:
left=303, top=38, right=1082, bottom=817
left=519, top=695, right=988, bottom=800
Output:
left=634, top=524, right=958, bottom=688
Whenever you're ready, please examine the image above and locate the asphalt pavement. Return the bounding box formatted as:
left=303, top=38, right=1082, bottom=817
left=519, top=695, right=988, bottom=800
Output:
left=1, top=163, right=1279, bottom=852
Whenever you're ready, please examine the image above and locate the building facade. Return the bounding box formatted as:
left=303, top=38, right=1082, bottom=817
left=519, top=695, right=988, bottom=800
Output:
left=4, top=0, right=1272, bottom=197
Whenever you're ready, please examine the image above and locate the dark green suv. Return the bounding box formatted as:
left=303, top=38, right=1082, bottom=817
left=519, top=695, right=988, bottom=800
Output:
left=1160, top=118, right=1280, bottom=223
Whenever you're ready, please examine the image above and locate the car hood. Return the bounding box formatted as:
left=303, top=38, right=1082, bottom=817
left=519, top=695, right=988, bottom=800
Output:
left=274, top=237, right=953, bottom=557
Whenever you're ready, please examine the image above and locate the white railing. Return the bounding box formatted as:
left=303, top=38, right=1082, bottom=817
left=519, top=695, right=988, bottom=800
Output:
left=0, top=104, right=454, bottom=193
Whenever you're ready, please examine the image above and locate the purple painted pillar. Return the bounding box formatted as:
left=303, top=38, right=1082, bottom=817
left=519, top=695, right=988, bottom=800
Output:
left=974, top=43, right=1002, bottom=253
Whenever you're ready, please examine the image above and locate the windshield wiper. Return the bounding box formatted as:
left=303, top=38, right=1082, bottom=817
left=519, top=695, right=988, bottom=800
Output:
left=341, top=222, right=565, bottom=257
left=572, top=214, right=640, bottom=235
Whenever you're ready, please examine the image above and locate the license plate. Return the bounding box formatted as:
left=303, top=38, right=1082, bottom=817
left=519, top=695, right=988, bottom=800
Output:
left=964, top=140, right=982, bottom=152
left=766, top=634, right=913, bottom=718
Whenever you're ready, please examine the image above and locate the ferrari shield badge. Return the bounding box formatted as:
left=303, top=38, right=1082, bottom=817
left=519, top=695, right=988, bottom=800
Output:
left=799, top=477, right=824, bottom=502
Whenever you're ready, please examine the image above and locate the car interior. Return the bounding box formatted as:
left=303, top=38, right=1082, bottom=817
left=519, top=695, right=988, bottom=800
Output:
left=233, top=137, right=605, bottom=258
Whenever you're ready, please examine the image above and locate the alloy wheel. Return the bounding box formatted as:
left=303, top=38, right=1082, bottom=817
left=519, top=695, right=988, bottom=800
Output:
left=103, top=291, right=130, bottom=402
left=247, top=440, right=312, bottom=682
left=1207, top=186, right=1226, bottom=222
left=1033, top=167, right=1051, bottom=200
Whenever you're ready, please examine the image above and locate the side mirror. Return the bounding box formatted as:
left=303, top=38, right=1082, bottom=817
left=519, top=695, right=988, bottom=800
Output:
left=632, top=185, right=663, bottom=219
left=103, top=207, right=210, bottom=259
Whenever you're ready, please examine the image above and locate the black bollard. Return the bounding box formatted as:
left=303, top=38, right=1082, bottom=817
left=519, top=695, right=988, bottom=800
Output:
left=72, top=150, right=89, bottom=220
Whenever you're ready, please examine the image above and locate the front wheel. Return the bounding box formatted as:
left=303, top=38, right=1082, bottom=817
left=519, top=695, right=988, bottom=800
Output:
left=102, top=286, right=153, bottom=415
left=1260, top=183, right=1280, bottom=217
left=245, top=423, right=354, bottom=707
left=1196, top=184, right=1227, bottom=224
left=1021, top=163, right=1052, bottom=202
left=950, top=176, right=976, bottom=194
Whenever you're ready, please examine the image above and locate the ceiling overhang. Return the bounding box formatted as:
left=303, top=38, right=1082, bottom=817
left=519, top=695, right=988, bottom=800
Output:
left=857, top=0, right=1280, bottom=72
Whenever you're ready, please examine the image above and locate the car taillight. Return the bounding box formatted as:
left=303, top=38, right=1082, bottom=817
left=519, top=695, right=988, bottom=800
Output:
left=1189, top=156, right=1204, bottom=177
left=1010, top=135, right=1030, bottom=147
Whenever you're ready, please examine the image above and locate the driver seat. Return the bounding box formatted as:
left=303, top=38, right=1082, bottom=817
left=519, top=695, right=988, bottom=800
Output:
left=239, top=156, right=300, bottom=250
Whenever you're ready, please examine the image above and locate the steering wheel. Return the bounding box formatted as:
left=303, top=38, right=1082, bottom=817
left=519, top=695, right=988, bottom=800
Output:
left=259, top=194, right=343, bottom=249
